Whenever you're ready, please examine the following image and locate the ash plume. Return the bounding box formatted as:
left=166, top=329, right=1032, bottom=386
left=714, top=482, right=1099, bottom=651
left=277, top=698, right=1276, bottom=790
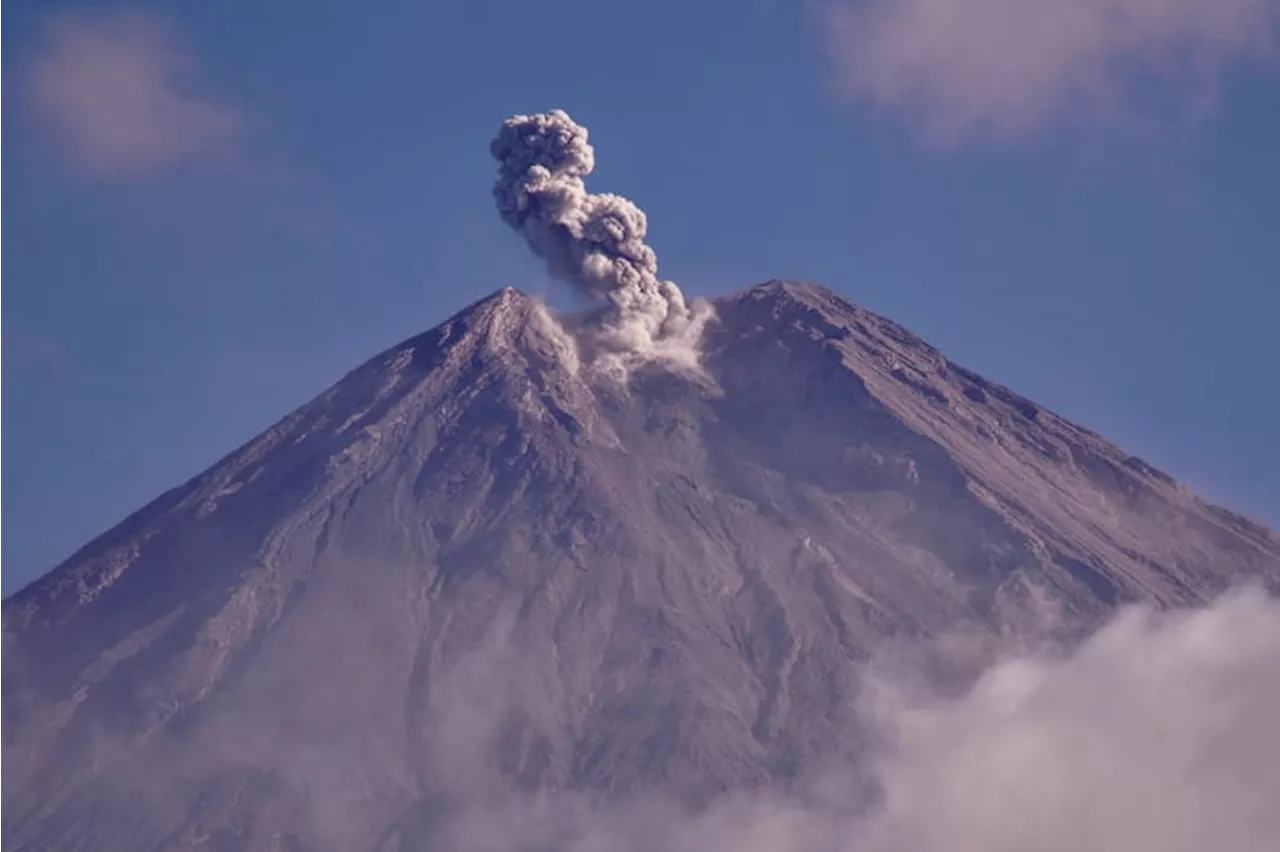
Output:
left=490, top=109, right=710, bottom=372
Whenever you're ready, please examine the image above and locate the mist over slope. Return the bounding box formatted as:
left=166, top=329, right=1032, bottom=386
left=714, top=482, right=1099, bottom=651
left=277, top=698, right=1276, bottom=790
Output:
left=4, top=281, right=1279, bottom=852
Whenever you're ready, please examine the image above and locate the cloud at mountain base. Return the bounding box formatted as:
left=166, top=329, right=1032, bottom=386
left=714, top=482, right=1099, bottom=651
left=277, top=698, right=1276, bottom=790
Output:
left=850, top=584, right=1280, bottom=851
left=429, top=586, right=1280, bottom=852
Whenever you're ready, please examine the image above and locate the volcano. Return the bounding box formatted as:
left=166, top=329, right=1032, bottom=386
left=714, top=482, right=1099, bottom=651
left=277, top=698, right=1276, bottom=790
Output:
left=5, top=281, right=1278, bottom=852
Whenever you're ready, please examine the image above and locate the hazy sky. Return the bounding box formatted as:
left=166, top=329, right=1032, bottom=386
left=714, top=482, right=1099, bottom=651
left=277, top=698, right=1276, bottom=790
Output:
left=3, top=0, right=1278, bottom=592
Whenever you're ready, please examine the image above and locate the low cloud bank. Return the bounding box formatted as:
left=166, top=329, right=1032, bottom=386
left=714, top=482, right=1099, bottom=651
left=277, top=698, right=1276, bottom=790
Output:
left=854, top=585, right=1280, bottom=851
left=33, top=580, right=1275, bottom=850
left=428, top=586, right=1280, bottom=851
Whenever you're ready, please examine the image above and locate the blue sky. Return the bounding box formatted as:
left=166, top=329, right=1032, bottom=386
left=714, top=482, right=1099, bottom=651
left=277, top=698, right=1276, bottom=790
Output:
left=3, top=0, right=1278, bottom=592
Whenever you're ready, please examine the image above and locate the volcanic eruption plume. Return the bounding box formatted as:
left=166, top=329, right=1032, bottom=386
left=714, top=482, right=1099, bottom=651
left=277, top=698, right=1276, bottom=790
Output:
left=490, top=109, right=710, bottom=370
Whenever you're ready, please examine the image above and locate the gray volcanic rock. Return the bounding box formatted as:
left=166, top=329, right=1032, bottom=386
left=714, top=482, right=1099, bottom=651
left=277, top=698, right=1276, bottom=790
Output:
left=4, top=281, right=1278, bottom=852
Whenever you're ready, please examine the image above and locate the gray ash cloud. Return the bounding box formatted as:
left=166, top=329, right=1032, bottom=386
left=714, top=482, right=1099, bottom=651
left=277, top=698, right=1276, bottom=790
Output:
left=490, top=109, right=710, bottom=370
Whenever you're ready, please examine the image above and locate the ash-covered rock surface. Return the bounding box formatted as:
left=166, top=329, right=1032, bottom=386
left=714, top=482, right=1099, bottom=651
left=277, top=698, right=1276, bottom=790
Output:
left=5, top=281, right=1277, bottom=852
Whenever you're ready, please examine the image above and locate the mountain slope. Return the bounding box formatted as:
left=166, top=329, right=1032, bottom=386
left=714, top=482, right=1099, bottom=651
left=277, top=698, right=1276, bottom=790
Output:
left=5, top=281, right=1278, bottom=852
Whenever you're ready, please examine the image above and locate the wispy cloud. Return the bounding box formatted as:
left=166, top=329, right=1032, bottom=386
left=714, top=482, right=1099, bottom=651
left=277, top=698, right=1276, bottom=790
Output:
left=819, top=0, right=1279, bottom=144
left=23, top=9, right=241, bottom=177
left=35, top=573, right=1279, bottom=848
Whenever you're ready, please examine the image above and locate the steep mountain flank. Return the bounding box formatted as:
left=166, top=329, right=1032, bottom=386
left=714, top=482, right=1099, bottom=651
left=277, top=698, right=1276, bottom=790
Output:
left=5, top=281, right=1277, bottom=852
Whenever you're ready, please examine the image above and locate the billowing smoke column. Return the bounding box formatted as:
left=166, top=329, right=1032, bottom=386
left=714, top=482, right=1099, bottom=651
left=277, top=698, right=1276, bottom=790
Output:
left=490, top=110, right=708, bottom=364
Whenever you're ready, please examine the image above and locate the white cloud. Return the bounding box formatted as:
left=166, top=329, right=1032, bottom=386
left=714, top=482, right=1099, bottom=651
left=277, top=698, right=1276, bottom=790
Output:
left=69, top=580, right=1279, bottom=849
left=819, top=0, right=1279, bottom=143
left=24, top=10, right=240, bottom=176
left=426, top=587, right=1280, bottom=851
left=852, top=585, right=1280, bottom=851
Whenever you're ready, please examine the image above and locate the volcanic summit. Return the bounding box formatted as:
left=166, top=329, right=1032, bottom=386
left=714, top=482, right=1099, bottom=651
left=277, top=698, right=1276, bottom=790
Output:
left=4, top=280, right=1278, bottom=852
